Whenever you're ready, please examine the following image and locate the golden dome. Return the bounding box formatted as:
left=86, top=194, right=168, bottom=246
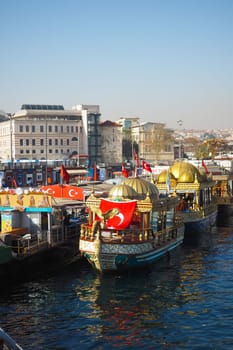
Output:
left=157, top=170, right=175, bottom=184
left=109, top=183, right=140, bottom=200
left=123, top=177, right=159, bottom=200
left=177, top=169, right=195, bottom=183
left=169, top=161, right=205, bottom=183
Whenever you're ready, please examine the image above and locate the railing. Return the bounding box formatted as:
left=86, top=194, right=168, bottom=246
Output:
left=80, top=223, right=182, bottom=245
left=13, top=225, right=80, bottom=257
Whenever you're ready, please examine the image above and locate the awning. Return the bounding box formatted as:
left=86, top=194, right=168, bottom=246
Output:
left=67, top=169, right=88, bottom=176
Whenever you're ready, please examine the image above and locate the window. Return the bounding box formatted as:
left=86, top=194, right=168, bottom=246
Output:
left=55, top=126, right=58, bottom=132
left=40, top=125, right=44, bottom=132
left=26, top=125, right=29, bottom=132
left=67, top=139, right=69, bottom=145
left=40, top=139, right=44, bottom=146
left=26, top=139, right=29, bottom=146
left=67, top=126, right=69, bottom=133
left=55, top=139, right=58, bottom=145
left=19, top=125, right=23, bottom=132
left=60, top=126, right=63, bottom=132
left=48, top=125, right=52, bottom=132
left=32, top=125, right=35, bottom=132
left=60, top=139, right=63, bottom=145
left=20, top=139, right=23, bottom=146
left=32, top=139, right=36, bottom=146
left=49, top=139, right=52, bottom=146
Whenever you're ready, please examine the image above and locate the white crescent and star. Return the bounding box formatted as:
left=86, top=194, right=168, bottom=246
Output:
left=115, top=212, right=124, bottom=225
left=107, top=211, right=124, bottom=227
left=68, top=189, right=79, bottom=197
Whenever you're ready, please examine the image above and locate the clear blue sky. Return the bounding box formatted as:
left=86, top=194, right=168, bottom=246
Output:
left=1, top=0, right=233, bottom=129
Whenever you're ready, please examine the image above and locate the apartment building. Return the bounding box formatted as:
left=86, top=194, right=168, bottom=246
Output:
left=0, top=104, right=101, bottom=167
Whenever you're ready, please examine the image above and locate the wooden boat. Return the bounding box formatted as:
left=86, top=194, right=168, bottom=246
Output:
left=0, top=188, right=83, bottom=284
left=79, top=177, right=184, bottom=273
left=156, top=160, right=217, bottom=235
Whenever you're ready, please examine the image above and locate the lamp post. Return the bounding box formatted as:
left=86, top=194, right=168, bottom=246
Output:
left=72, top=136, right=80, bottom=167
left=10, top=114, right=13, bottom=168
left=45, top=117, right=48, bottom=185
left=177, top=120, right=183, bottom=159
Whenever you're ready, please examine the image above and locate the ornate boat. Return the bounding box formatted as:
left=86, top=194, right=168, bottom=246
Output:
left=0, top=188, right=82, bottom=284
left=156, top=160, right=217, bottom=235
left=79, top=177, right=184, bottom=273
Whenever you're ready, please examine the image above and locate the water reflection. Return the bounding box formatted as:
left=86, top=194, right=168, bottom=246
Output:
left=1, top=227, right=233, bottom=349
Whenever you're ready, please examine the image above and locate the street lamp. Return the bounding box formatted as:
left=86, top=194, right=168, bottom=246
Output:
left=72, top=136, right=80, bottom=167
left=177, top=120, right=183, bottom=159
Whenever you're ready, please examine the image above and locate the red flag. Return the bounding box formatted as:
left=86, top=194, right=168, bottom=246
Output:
left=100, top=198, right=137, bottom=229
left=93, top=162, right=98, bottom=181
left=133, top=149, right=140, bottom=167
left=122, top=163, right=129, bottom=178
left=142, top=160, right=152, bottom=173
left=60, top=165, right=70, bottom=184
left=12, top=176, right=17, bottom=188
left=201, top=160, right=209, bottom=174
left=40, top=184, right=84, bottom=200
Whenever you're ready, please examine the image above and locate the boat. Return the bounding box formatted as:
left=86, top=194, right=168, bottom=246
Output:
left=209, top=164, right=233, bottom=226
left=79, top=177, right=184, bottom=273
left=0, top=327, right=24, bottom=349
left=0, top=187, right=83, bottom=284
left=156, top=160, right=217, bottom=235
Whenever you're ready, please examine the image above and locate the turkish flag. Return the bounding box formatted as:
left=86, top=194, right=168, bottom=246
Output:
left=100, top=198, right=137, bottom=229
left=201, top=160, right=209, bottom=174
left=60, top=164, right=70, bottom=184
left=12, top=176, right=17, bottom=188
left=122, top=163, right=129, bottom=178
left=133, top=150, right=140, bottom=167
left=142, top=160, right=152, bottom=173
left=40, top=184, right=84, bottom=200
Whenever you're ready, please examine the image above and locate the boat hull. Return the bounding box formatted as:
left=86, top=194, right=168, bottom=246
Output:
left=217, top=204, right=233, bottom=227
left=181, top=208, right=217, bottom=235
left=0, top=241, right=81, bottom=287
left=80, top=226, right=184, bottom=273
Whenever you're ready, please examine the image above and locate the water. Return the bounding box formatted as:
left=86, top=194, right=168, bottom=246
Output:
left=1, top=226, right=233, bottom=349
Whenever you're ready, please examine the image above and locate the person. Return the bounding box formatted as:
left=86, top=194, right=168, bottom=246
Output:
left=176, top=197, right=186, bottom=211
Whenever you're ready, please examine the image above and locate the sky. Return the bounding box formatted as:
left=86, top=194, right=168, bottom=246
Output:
left=1, top=0, right=233, bottom=130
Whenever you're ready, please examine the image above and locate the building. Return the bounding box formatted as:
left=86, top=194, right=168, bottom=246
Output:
left=99, top=120, right=122, bottom=166
left=0, top=104, right=102, bottom=186
left=72, top=104, right=101, bottom=167
left=137, top=122, right=174, bottom=164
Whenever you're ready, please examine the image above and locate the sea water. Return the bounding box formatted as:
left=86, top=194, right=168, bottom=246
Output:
left=1, top=226, right=233, bottom=349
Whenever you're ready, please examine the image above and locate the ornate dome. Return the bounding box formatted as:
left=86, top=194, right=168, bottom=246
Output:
left=109, top=183, right=140, bottom=200
left=157, top=170, right=175, bottom=183
left=169, top=161, right=204, bottom=183
left=123, top=177, right=159, bottom=200
left=177, top=168, right=195, bottom=183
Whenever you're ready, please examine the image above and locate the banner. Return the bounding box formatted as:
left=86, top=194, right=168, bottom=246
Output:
left=60, top=165, right=70, bottom=184
left=41, top=184, right=84, bottom=201
left=100, top=198, right=137, bottom=229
